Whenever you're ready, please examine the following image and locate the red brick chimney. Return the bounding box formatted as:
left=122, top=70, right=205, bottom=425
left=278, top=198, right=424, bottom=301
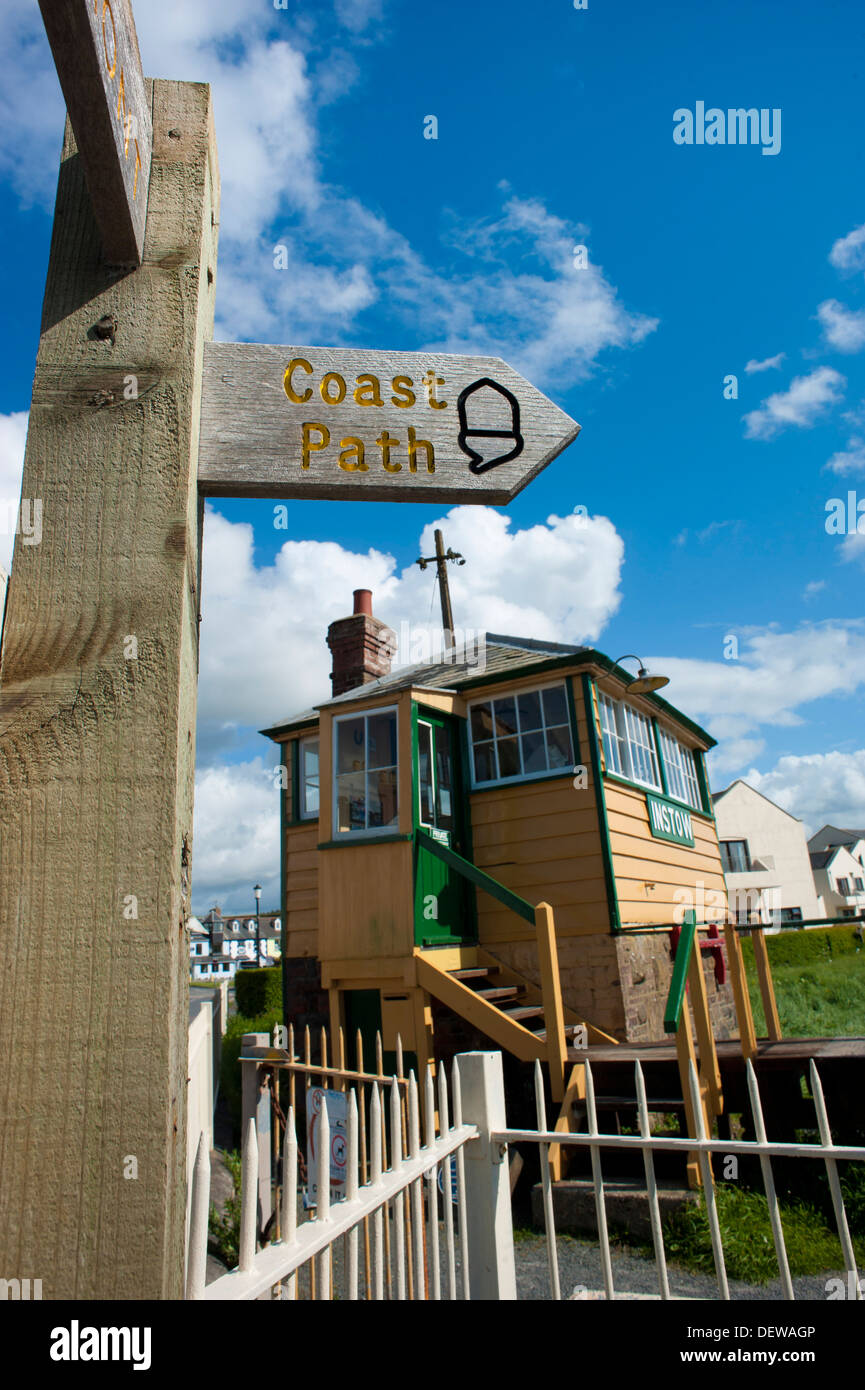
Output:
left=327, top=590, right=396, bottom=697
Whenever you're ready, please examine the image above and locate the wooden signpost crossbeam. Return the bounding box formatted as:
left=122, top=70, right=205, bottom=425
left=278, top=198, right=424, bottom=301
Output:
left=37, top=0, right=153, bottom=264
left=199, top=343, right=580, bottom=503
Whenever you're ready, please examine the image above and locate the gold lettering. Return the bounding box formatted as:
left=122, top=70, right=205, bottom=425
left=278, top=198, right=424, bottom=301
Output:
left=377, top=431, right=401, bottom=472
left=422, top=370, right=447, bottom=410
left=132, top=141, right=141, bottom=199
left=102, top=1, right=117, bottom=80
left=285, top=359, right=314, bottom=403
left=391, top=376, right=416, bottom=409
left=320, top=372, right=347, bottom=405
left=338, top=438, right=367, bottom=472
left=408, top=428, right=435, bottom=474
left=116, top=66, right=128, bottom=153
left=301, top=423, right=329, bottom=469
left=353, top=374, right=384, bottom=407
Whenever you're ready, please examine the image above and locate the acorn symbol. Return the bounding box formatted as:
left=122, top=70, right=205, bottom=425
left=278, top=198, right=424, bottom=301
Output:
left=457, top=377, right=524, bottom=474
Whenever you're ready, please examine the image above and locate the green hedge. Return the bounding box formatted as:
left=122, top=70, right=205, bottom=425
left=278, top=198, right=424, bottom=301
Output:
left=220, top=1009, right=282, bottom=1143
left=234, top=966, right=282, bottom=1018
left=740, top=923, right=861, bottom=970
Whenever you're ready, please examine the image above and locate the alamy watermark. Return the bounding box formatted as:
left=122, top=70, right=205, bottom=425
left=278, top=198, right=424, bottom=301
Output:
left=673, top=103, right=781, bottom=157
left=0, top=498, right=42, bottom=546
left=393, top=621, right=487, bottom=673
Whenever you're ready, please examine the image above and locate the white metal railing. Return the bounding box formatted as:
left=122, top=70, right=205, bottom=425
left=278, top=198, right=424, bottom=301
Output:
left=187, top=1062, right=477, bottom=1300
left=497, top=1056, right=865, bottom=1302
left=187, top=1048, right=865, bottom=1302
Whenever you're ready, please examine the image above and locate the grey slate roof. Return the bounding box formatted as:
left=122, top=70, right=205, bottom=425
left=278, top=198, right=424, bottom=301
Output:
left=260, top=633, right=589, bottom=737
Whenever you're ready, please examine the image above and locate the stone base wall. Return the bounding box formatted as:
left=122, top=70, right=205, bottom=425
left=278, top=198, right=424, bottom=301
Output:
left=615, top=932, right=738, bottom=1043
left=485, top=930, right=738, bottom=1044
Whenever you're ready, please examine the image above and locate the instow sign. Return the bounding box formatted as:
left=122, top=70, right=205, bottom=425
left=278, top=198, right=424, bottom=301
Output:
left=38, top=0, right=152, bottom=263
left=198, top=343, right=580, bottom=503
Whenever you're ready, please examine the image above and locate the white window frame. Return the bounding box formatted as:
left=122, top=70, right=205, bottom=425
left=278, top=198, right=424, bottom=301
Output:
left=598, top=692, right=661, bottom=793
left=467, top=681, right=574, bottom=789
left=297, top=734, right=320, bottom=821
left=658, top=727, right=702, bottom=811
left=332, top=704, right=399, bottom=838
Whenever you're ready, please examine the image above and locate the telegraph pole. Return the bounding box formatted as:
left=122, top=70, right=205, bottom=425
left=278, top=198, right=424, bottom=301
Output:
left=416, top=529, right=464, bottom=651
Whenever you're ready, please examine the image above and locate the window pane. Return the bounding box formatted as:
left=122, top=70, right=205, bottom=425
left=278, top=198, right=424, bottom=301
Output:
left=434, top=725, right=454, bottom=828
left=546, top=725, right=572, bottom=768
left=337, top=718, right=365, bottom=775
left=520, top=729, right=546, bottom=773
left=471, top=702, right=493, bottom=741
left=542, top=685, right=568, bottom=728
left=336, top=772, right=366, bottom=831
left=497, top=737, right=520, bottom=778
left=367, top=768, right=398, bottom=828
left=301, top=739, right=320, bottom=817
left=493, top=696, right=518, bottom=737
left=367, top=711, right=397, bottom=769
left=517, top=689, right=542, bottom=732
left=473, top=740, right=495, bottom=783
left=418, top=724, right=434, bottom=825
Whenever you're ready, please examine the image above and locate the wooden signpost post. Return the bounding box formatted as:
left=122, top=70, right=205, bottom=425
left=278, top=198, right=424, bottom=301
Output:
left=0, top=0, right=580, bottom=1302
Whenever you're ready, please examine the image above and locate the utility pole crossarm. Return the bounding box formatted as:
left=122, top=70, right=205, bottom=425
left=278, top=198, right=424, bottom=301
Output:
left=416, top=529, right=465, bottom=651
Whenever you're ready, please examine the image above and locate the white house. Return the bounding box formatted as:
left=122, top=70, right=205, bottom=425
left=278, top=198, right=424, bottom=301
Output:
left=809, top=844, right=865, bottom=919
left=712, top=780, right=824, bottom=927
left=188, top=910, right=282, bottom=981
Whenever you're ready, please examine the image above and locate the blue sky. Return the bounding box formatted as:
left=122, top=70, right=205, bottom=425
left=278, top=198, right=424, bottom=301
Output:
left=1, top=0, right=864, bottom=910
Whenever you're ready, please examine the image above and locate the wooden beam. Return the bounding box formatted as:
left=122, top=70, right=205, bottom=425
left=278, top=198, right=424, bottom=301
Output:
left=675, top=1009, right=703, bottom=1190
left=534, top=902, right=567, bottom=1103
left=0, top=81, right=218, bottom=1299
left=38, top=0, right=153, bottom=264
left=686, top=945, right=723, bottom=1121
left=724, top=922, right=757, bottom=1060
left=415, top=955, right=545, bottom=1062
left=751, top=927, right=782, bottom=1041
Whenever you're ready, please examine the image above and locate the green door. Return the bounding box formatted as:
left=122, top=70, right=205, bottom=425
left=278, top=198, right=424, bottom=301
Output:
left=413, top=708, right=475, bottom=946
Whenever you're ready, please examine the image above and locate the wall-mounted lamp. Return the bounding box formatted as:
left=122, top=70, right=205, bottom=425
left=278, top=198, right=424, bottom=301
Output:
left=614, top=654, right=670, bottom=694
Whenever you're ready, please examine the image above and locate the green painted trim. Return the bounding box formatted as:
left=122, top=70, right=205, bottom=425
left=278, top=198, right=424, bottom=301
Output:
left=582, top=673, right=622, bottom=934
left=468, top=767, right=577, bottom=794
left=652, top=718, right=669, bottom=796
left=565, top=674, right=582, bottom=767
left=646, top=792, right=696, bottom=847
left=416, top=828, right=535, bottom=923
left=279, top=747, right=288, bottom=1025
left=456, top=713, right=480, bottom=940
left=664, top=910, right=696, bottom=1033
left=285, top=733, right=320, bottom=828
left=261, top=715, right=319, bottom=740
left=318, top=832, right=414, bottom=850
left=696, top=750, right=714, bottom=819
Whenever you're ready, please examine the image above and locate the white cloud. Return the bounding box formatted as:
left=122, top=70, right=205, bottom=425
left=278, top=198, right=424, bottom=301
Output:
left=0, top=410, right=28, bottom=574
left=742, top=366, right=846, bottom=440
left=829, top=222, right=865, bottom=276
left=802, top=580, right=826, bottom=601
left=841, top=533, right=865, bottom=567
left=199, top=503, right=625, bottom=740
left=745, top=353, right=785, bottom=373
left=192, top=757, right=282, bottom=913
left=0, top=4, right=656, bottom=390
left=744, top=750, right=865, bottom=838
left=826, top=438, right=865, bottom=475
left=817, top=299, right=865, bottom=354
left=647, top=623, right=865, bottom=757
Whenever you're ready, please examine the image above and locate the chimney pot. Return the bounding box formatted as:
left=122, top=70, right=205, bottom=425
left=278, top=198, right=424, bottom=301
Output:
left=327, top=590, right=395, bottom=696
left=353, top=589, right=373, bottom=617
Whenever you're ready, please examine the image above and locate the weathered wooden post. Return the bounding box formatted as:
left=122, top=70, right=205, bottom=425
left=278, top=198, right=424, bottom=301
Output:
left=0, top=74, right=219, bottom=1297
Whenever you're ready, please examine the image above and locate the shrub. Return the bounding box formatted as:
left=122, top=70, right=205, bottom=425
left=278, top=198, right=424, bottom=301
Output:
left=220, top=1009, right=282, bottom=1143
left=234, top=966, right=282, bottom=1018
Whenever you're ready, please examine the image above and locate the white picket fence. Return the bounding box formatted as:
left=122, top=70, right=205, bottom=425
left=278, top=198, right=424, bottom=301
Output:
left=187, top=1048, right=865, bottom=1302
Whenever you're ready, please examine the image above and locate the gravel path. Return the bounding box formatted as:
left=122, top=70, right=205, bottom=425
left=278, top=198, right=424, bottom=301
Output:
left=514, top=1232, right=846, bottom=1301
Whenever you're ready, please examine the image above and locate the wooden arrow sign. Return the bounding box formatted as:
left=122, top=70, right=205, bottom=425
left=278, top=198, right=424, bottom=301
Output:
left=198, top=343, right=580, bottom=504
left=39, top=0, right=152, bottom=264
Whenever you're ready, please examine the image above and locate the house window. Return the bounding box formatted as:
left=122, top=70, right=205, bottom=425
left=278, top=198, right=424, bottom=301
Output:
left=598, top=694, right=661, bottom=791
left=780, top=907, right=803, bottom=923
left=468, top=684, right=573, bottom=787
left=721, top=840, right=751, bottom=874
left=854, top=878, right=864, bottom=892
left=298, top=736, right=319, bottom=819
left=837, top=877, right=851, bottom=897
left=333, top=707, right=398, bottom=835
left=657, top=728, right=702, bottom=809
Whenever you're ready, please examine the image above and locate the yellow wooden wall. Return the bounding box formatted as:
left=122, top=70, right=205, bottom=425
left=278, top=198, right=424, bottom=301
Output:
left=469, top=674, right=609, bottom=942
